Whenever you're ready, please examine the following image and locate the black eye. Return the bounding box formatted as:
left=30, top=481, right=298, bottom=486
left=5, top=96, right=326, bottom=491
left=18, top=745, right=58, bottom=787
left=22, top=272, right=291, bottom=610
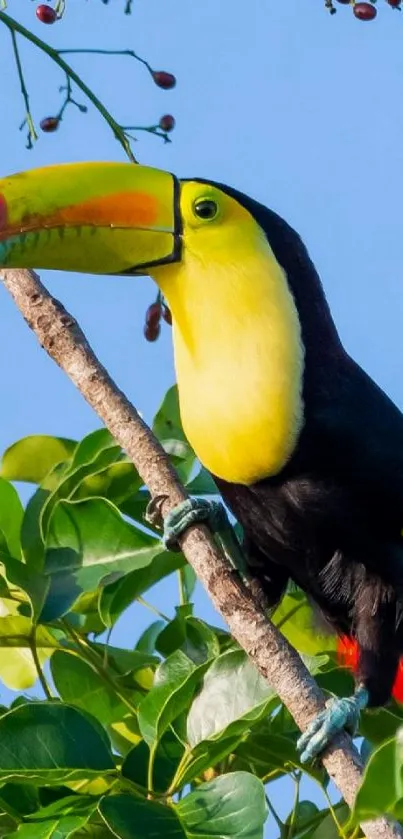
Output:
left=193, top=199, right=219, bottom=220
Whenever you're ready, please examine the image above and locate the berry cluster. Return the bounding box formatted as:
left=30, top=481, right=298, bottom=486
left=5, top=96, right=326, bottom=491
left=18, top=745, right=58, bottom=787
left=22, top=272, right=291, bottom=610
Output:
left=35, top=3, right=177, bottom=140
left=144, top=298, right=172, bottom=342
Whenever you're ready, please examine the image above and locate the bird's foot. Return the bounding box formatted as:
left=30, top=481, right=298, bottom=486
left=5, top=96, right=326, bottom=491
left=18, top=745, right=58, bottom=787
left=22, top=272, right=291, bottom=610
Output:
left=161, top=498, right=226, bottom=551
left=297, top=686, right=368, bottom=763
left=147, top=496, right=253, bottom=585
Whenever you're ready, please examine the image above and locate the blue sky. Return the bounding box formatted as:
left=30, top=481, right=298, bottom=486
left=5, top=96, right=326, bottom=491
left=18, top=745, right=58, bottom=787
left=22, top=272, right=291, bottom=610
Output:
left=1, top=0, right=403, bottom=828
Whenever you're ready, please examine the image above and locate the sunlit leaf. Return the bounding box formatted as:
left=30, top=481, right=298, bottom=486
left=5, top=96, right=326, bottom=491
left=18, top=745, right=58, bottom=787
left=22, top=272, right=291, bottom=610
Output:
left=1, top=436, right=76, bottom=485
left=272, top=592, right=337, bottom=655
left=0, top=617, right=58, bottom=690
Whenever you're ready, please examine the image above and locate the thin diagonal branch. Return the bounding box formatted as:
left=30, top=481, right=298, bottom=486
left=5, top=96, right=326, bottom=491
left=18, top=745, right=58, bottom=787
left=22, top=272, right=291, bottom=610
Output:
left=0, top=267, right=401, bottom=839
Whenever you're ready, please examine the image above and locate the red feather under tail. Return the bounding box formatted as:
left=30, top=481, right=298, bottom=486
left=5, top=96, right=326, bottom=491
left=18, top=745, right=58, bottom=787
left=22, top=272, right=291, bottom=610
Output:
left=337, top=637, right=403, bottom=703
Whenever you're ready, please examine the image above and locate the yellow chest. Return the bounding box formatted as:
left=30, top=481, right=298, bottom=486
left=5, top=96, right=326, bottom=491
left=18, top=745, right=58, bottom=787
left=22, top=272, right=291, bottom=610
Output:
left=154, top=239, right=305, bottom=486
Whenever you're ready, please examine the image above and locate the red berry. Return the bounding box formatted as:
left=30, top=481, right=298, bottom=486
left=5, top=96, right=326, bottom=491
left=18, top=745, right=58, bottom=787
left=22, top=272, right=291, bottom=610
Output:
left=162, top=304, right=172, bottom=325
left=159, top=114, right=175, bottom=132
left=36, top=5, right=57, bottom=23
left=145, top=302, right=161, bottom=327
left=144, top=321, right=161, bottom=342
left=40, top=116, right=59, bottom=133
left=387, top=0, right=401, bottom=8
left=353, top=2, right=377, bottom=18
left=152, top=71, right=176, bottom=90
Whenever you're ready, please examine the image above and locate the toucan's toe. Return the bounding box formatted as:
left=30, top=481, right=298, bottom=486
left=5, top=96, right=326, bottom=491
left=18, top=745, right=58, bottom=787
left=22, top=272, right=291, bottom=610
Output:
left=163, top=498, right=225, bottom=550
left=297, top=687, right=368, bottom=763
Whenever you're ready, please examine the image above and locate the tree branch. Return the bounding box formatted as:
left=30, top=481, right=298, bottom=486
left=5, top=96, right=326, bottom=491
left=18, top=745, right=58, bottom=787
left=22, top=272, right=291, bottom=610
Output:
left=1, top=267, right=401, bottom=839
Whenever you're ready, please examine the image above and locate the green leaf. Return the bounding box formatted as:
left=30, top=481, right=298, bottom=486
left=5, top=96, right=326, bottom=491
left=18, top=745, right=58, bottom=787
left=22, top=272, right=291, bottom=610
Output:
left=0, top=617, right=58, bottom=690
left=352, top=730, right=403, bottom=821
left=1, top=437, right=76, bottom=484
left=98, top=551, right=184, bottom=629
left=360, top=707, right=403, bottom=745
left=186, top=468, right=218, bottom=496
left=122, top=729, right=185, bottom=793
left=0, top=812, right=19, bottom=836
left=21, top=489, right=50, bottom=570
left=136, top=621, right=165, bottom=655
left=272, top=592, right=337, bottom=656
left=153, top=386, right=187, bottom=445
left=41, top=499, right=164, bottom=621
left=0, top=782, right=40, bottom=818
left=74, top=462, right=142, bottom=507
left=91, top=644, right=158, bottom=679
left=138, top=650, right=210, bottom=746
left=67, top=822, right=116, bottom=839
left=179, top=566, right=197, bottom=602
left=50, top=651, right=127, bottom=726
left=6, top=795, right=97, bottom=839
left=0, top=702, right=114, bottom=784
left=0, top=554, right=49, bottom=622
left=155, top=606, right=190, bottom=658
left=304, top=805, right=349, bottom=839
left=119, top=490, right=150, bottom=526
left=40, top=443, right=123, bottom=538
left=0, top=479, right=23, bottom=559
left=187, top=650, right=275, bottom=746
left=99, top=795, right=185, bottom=839
left=68, top=430, right=116, bottom=469
left=176, top=772, right=267, bottom=839
left=284, top=801, right=320, bottom=834
left=156, top=611, right=220, bottom=664
left=233, top=729, right=324, bottom=783
left=171, top=651, right=277, bottom=787
left=5, top=823, right=56, bottom=839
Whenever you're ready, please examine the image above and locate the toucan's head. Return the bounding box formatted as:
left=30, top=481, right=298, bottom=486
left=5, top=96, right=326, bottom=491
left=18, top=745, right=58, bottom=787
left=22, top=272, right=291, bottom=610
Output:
left=0, top=161, right=293, bottom=275
left=0, top=160, right=338, bottom=361
left=0, top=161, right=340, bottom=484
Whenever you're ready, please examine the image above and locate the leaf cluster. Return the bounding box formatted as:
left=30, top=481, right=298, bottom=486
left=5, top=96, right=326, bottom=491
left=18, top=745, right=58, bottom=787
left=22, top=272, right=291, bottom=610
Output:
left=0, top=386, right=399, bottom=838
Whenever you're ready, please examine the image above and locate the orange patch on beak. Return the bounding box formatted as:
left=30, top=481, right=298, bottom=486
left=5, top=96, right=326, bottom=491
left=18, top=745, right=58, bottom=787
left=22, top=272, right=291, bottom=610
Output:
left=0, top=191, right=159, bottom=242
left=59, top=191, right=159, bottom=228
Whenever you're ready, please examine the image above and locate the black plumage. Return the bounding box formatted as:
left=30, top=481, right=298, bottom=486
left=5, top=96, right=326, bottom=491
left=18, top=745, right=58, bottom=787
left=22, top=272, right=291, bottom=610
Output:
left=202, top=181, right=403, bottom=709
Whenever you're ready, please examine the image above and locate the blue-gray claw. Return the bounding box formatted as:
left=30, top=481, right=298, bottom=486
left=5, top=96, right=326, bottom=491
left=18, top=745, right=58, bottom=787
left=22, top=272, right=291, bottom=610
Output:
left=162, top=498, right=226, bottom=551
left=297, top=687, right=368, bottom=763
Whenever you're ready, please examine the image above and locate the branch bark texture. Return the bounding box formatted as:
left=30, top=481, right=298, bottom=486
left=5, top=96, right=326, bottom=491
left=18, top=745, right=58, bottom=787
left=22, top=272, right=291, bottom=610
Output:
left=1, top=267, right=401, bottom=839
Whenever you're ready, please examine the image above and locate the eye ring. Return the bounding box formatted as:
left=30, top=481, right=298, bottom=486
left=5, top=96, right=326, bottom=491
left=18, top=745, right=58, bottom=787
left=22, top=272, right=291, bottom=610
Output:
left=193, top=198, right=219, bottom=221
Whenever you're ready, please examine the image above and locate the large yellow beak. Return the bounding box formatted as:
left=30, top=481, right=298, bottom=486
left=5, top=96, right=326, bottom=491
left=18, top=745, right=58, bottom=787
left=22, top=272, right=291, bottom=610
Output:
left=0, top=162, right=181, bottom=275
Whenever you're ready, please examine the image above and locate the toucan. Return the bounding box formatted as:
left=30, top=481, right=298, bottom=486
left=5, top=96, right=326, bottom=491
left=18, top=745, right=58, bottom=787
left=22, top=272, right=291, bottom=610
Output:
left=1, top=161, right=403, bottom=762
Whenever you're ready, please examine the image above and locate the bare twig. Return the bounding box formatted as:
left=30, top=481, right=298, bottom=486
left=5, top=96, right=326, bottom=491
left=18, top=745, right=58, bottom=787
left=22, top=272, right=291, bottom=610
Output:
left=0, top=267, right=401, bottom=839
left=9, top=29, right=37, bottom=149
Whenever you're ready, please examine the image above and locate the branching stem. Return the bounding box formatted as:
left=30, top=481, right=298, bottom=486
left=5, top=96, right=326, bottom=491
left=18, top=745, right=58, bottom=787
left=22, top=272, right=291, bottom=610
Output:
left=0, top=11, right=137, bottom=162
